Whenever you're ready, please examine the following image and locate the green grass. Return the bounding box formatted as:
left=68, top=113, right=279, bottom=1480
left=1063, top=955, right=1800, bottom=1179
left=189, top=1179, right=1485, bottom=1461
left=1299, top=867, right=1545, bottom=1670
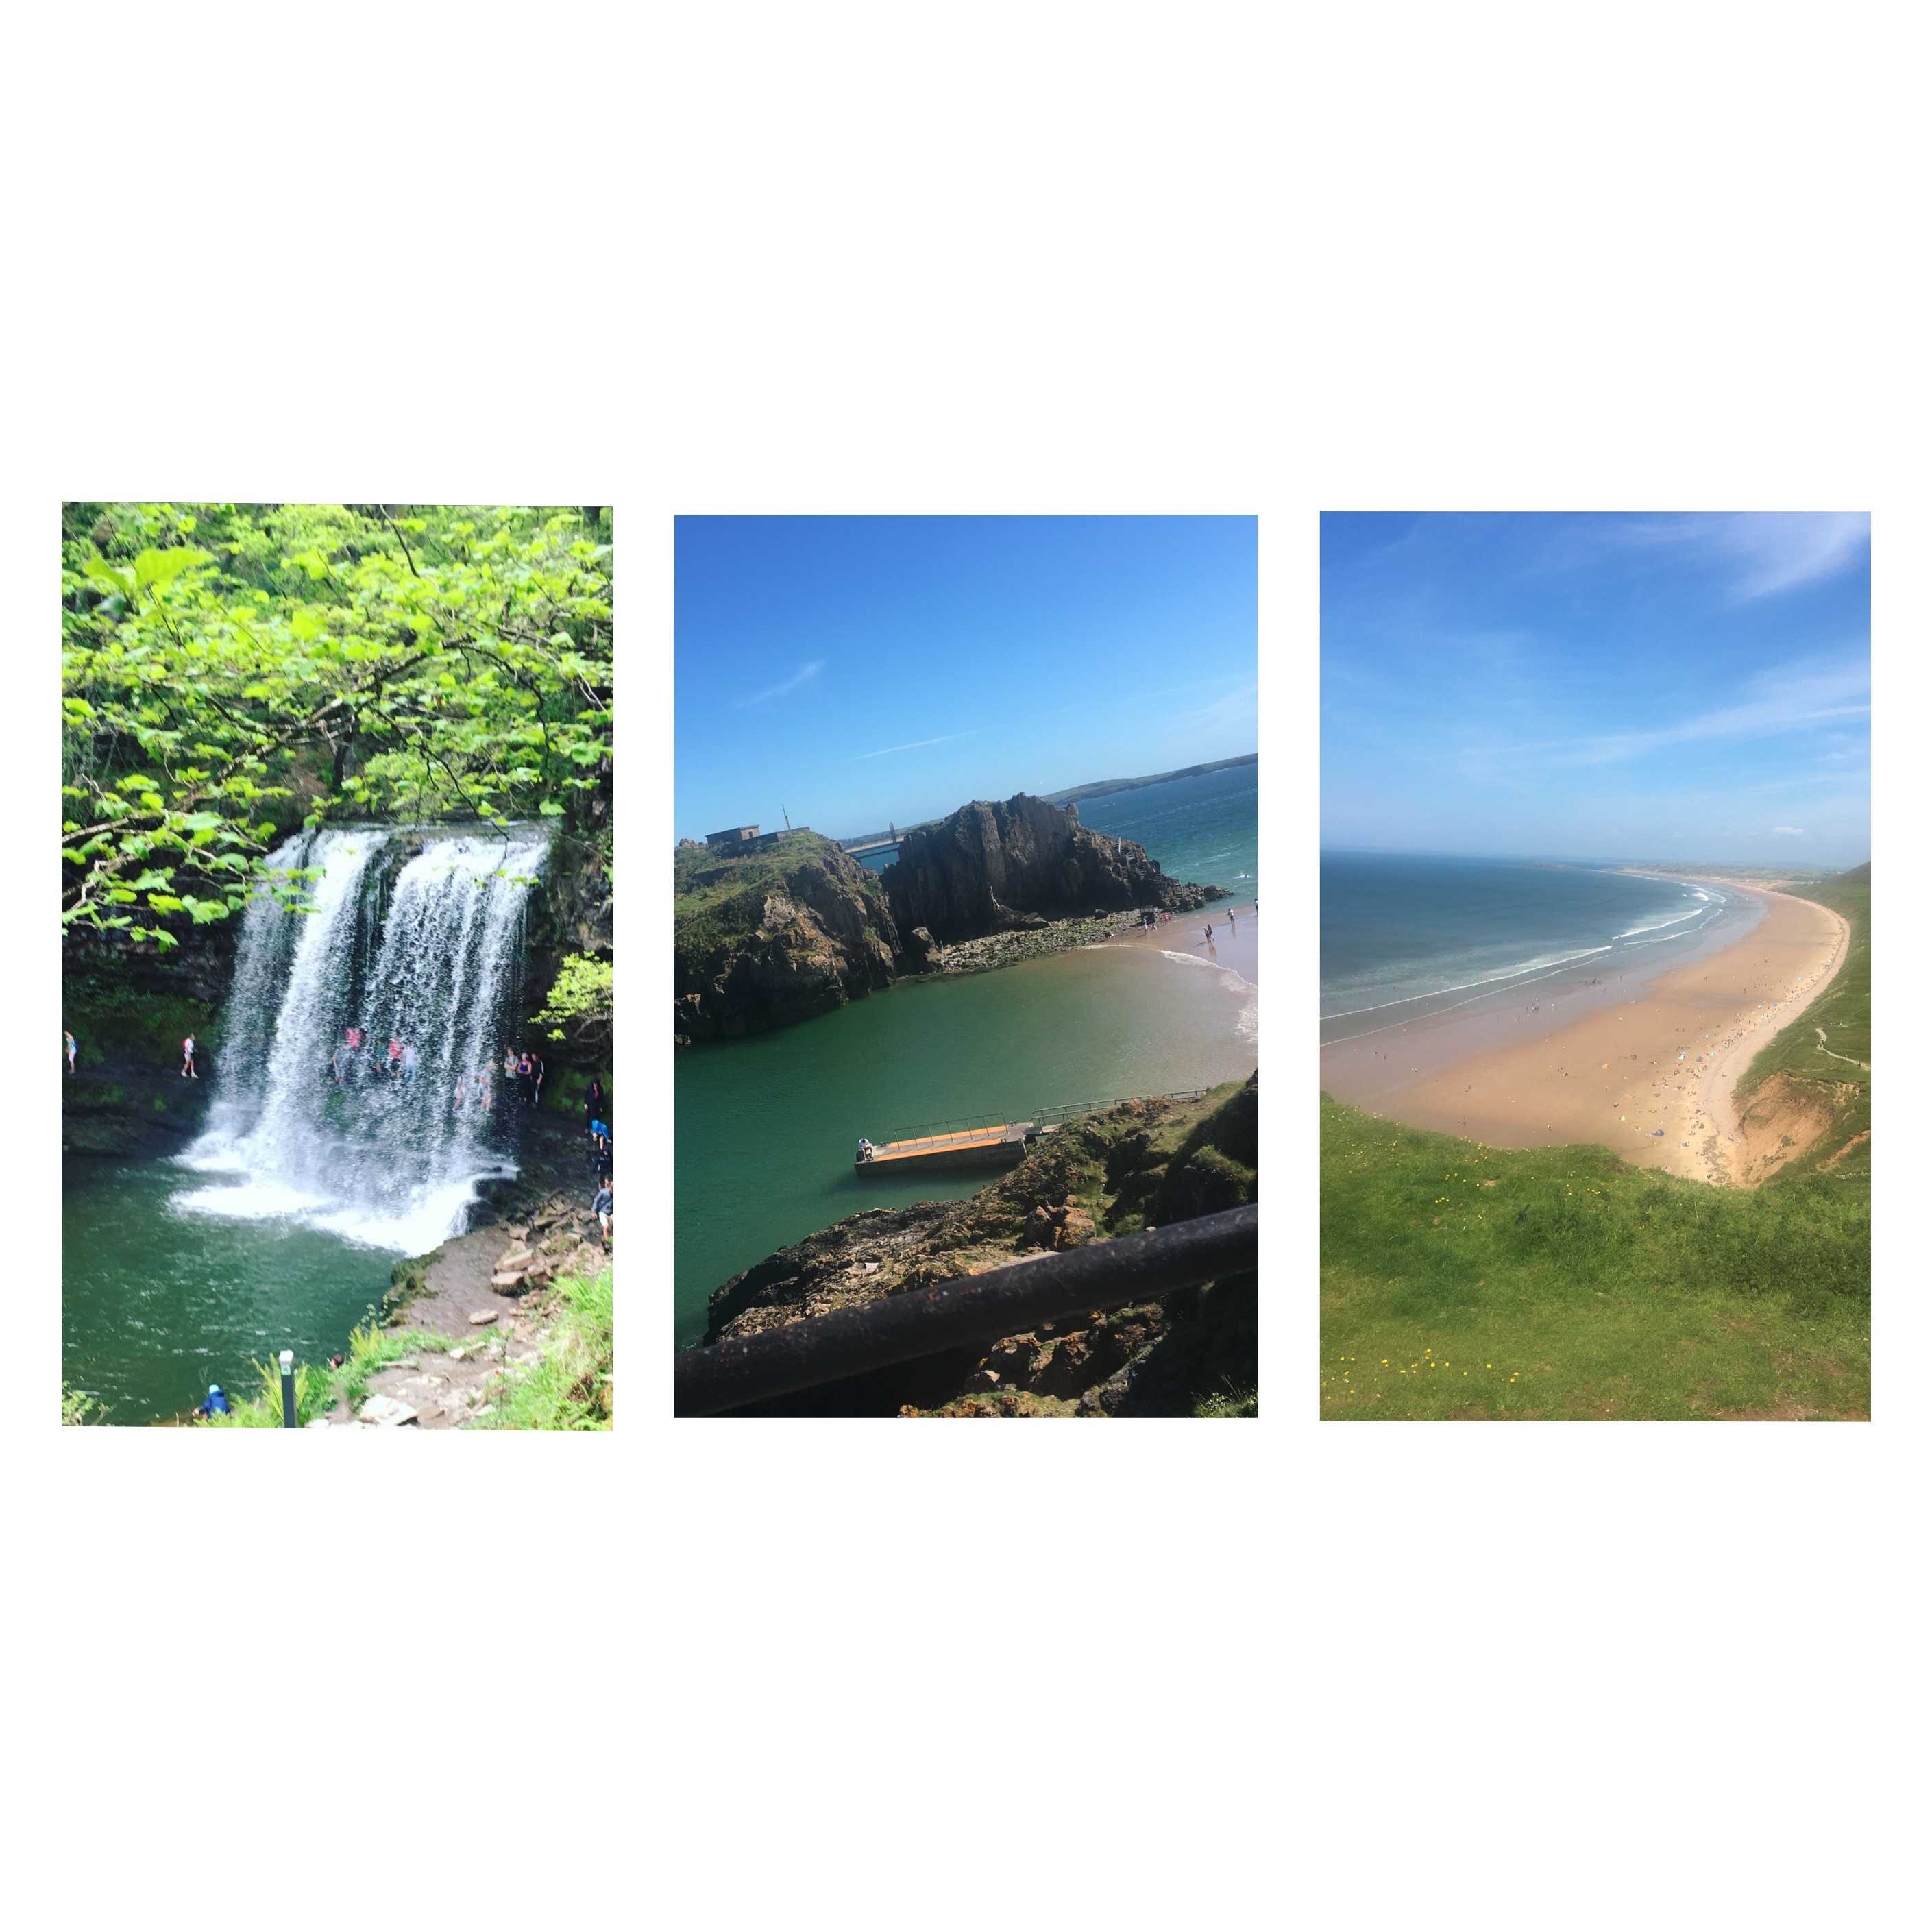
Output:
left=202, top=1324, right=453, bottom=1427
left=1319, top=1096, right=1868, bottom=1420
left=471, top=1269, right=613, bottom=1429
left=674, top=831, right=892, bottom=981
left=1731, top=865, right=1869, bottom=1180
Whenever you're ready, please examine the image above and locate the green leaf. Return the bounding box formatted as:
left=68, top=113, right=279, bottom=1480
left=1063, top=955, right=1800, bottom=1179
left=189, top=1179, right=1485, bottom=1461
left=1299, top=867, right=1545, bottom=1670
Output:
left=132, top=547, right=212, bottom=592
left=83, top=557, right=136, bottom=600
left=538, top=800, right=565, bottom=816
left=180, top=812, right=223, bottom=832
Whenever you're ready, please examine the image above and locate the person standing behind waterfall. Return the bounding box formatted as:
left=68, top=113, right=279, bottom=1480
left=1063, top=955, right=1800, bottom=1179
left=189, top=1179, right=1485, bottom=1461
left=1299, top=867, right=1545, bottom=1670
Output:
left=530, top=1051, right=546, bottom=1109
left=454, top=1073, right=465, bottom=1112
left=400, top=1041, right=418, bottom=1088
left=180, top=1033, right=199, bottom=1079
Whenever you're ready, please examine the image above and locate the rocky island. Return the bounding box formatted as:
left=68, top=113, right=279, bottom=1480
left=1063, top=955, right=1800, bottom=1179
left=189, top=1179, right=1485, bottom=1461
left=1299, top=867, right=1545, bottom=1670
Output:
left=674, top=791, right=1225, bottom=1043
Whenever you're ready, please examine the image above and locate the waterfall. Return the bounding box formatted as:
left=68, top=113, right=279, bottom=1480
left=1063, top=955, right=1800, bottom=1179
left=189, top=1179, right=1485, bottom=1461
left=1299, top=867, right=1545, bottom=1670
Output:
left=179, top=825, right=550, bottom=1252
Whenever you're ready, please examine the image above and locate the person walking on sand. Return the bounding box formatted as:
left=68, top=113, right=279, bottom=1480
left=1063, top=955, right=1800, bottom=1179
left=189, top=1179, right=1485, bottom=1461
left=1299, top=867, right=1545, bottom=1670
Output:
left=64, top=1030, right=77, bottom=1075
left=180, top=1033, right=199, bottom=1079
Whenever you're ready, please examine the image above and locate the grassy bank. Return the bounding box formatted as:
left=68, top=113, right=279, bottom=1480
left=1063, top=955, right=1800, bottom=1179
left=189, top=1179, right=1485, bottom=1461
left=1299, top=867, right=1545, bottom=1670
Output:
left=472, top=1269, right=613, bottom=1428
left=1731, top=864, right=1870, bottom=1180
left=1319, top=1095, right=1868, bottom=1419
left=185, top=1271, right=613, bottom=1429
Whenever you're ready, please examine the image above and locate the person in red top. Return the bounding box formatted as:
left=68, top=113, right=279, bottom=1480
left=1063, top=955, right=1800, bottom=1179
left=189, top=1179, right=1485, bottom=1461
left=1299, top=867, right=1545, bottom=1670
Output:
left=386, top=1038, right=402, bottom=1075
left=180, top=1033, right=199, bottom=1078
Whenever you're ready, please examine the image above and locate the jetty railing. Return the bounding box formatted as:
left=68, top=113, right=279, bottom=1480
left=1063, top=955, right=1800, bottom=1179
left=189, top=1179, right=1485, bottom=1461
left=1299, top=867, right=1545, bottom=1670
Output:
left=1030, top=1090, right=1206, bottom=1131
left=675, top=1203, right=1257, bottom=1417
left=868, top=1110, right=1018, bottom=1149
left=870, top=1090, right=1210, bottom=1149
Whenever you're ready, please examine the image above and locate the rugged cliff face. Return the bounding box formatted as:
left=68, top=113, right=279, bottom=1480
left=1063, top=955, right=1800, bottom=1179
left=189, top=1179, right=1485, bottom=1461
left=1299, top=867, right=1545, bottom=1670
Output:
left=883, top=793, right=1219, bottom=944
left=675, top=833, right=900, bottom=1042
left=700, top=1074, right=1258, bottom=1416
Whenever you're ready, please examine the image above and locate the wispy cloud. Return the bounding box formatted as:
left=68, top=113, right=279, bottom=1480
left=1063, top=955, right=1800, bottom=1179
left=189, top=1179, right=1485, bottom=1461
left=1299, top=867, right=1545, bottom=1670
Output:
left=1772, top=825, right=1805, bottom=836
left=736, top=659, right=824, bottom=707
left=1521, top=657, right=1868, bottom=767
left=1170, top=679, right=1258, bottom=736
left=849, top=729, right=982, bottom=761
left=1604, top=513, right=1868, bottom=602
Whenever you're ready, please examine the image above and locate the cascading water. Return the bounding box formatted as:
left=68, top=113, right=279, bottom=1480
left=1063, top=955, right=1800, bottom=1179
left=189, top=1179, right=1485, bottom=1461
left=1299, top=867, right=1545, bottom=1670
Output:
left=180, top=825, right=550, bottom=1251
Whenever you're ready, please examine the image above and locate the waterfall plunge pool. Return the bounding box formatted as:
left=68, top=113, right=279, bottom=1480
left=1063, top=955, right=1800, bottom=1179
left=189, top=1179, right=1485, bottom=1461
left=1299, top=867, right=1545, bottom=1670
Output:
left=64, top=822, right=554, bottom=1421
left=63, top=1157, right=399, bottom=1424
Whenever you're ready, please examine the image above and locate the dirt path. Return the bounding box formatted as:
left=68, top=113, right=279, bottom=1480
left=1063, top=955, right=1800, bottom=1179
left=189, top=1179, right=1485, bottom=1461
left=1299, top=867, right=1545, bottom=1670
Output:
left=313, top=1193, right=609, bottom=1429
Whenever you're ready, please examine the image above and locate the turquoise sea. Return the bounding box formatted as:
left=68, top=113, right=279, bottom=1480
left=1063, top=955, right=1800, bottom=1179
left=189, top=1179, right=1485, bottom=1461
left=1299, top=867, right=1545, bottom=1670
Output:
left=677, top=761, right=1260, bottom=1345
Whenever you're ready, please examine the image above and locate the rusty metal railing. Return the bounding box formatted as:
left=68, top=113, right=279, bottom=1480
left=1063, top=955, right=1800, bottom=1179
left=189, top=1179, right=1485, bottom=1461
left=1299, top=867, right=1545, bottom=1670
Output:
left=674, top=1203, right=1257, bottom=1417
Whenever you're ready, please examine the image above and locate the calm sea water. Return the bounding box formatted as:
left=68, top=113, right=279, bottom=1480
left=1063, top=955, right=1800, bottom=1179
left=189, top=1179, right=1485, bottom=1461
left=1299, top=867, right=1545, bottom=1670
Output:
left=63, top=1158, right=395, bottom=1423
left=1320, top=852, right=1731, bottom=1033
left=674, top=940, right=1256, bottom=1346
left=859, top=761, right=1258, bottom=902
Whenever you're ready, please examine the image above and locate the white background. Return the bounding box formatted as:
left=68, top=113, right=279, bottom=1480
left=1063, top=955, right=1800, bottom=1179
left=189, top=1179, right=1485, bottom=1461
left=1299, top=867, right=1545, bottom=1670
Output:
left=4, top=4, right=1922, bottom=1926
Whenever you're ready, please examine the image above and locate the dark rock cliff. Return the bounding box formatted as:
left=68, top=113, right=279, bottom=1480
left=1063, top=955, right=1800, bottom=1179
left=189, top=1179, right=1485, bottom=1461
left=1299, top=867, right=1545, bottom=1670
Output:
left=698, top=1075, right=1258, bottom=1417
left=882, top=793, right=1219, bottom=943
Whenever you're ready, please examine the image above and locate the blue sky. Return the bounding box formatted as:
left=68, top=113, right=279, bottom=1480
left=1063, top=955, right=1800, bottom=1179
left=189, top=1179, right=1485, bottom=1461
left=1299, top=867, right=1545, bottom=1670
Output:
left=675, top=517, right=1256, bottom=837
left=1321, top=513, right=1871, bottom=868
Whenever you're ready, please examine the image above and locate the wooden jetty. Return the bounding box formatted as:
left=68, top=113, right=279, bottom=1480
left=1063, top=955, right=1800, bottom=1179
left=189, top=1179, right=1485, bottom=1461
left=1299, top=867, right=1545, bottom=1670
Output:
left=855, top=1119, right=1035, bottom=1174
left=853, top=1089, right=1209, bottom=1177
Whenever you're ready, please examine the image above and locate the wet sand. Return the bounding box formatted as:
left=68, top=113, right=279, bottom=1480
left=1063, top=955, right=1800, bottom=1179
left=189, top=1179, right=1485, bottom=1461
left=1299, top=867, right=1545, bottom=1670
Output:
left=1321, top=884, right=1846, bottom=1185
left=1095, top=900, right=1258, bottom=983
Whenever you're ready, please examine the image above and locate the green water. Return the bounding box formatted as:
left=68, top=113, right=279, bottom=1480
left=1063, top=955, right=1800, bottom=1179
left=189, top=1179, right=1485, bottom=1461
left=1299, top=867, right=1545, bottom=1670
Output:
left=62, top=1159, right=396, bottom=1423
left=674, top=927, right=1258, bottom=1345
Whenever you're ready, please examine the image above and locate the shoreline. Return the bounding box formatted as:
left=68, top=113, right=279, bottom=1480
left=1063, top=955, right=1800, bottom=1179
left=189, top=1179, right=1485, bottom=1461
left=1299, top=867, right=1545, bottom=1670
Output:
left=912, top=894, right=1249, bottom=979
left=1319, top=880, right=1846, bottom=1186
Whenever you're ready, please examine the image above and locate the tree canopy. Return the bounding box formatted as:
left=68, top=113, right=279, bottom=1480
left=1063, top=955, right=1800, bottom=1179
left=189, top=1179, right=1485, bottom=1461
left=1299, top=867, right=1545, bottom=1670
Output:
left=61, top=504, right=611, bottom=945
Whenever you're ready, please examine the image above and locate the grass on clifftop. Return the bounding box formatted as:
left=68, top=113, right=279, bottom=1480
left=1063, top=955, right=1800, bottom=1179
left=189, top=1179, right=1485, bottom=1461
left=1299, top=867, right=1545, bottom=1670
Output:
left=1730, top=865, right=1870, bottom=1181
left=674, top=831, right=890, bottom=979
left=1320, top=1095, right=1868, bottom=1421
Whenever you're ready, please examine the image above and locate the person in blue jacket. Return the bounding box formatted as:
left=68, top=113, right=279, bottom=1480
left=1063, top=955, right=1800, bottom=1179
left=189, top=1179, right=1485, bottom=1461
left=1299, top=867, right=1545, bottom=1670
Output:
left=191, top=1384, right=231, bottom=1421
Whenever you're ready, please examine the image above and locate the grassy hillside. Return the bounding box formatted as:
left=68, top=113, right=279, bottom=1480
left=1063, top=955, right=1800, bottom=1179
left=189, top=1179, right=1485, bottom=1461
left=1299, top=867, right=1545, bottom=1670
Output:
left=1731, top=864, right=1870, bottom=1181
left=1044, top=752, right=1256, bottom=806
left=1319, top=1095, right=1868, bottom=1420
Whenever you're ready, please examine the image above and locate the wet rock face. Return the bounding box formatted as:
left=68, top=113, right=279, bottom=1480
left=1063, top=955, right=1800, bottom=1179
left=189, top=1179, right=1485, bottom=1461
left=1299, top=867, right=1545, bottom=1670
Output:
left=882, top=794, right=1216, bottom=943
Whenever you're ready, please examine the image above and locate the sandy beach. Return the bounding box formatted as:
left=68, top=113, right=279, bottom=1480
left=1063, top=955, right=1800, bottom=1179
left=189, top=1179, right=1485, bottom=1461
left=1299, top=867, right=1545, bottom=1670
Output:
left=1321, top=883, right=1846, bottom=1185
